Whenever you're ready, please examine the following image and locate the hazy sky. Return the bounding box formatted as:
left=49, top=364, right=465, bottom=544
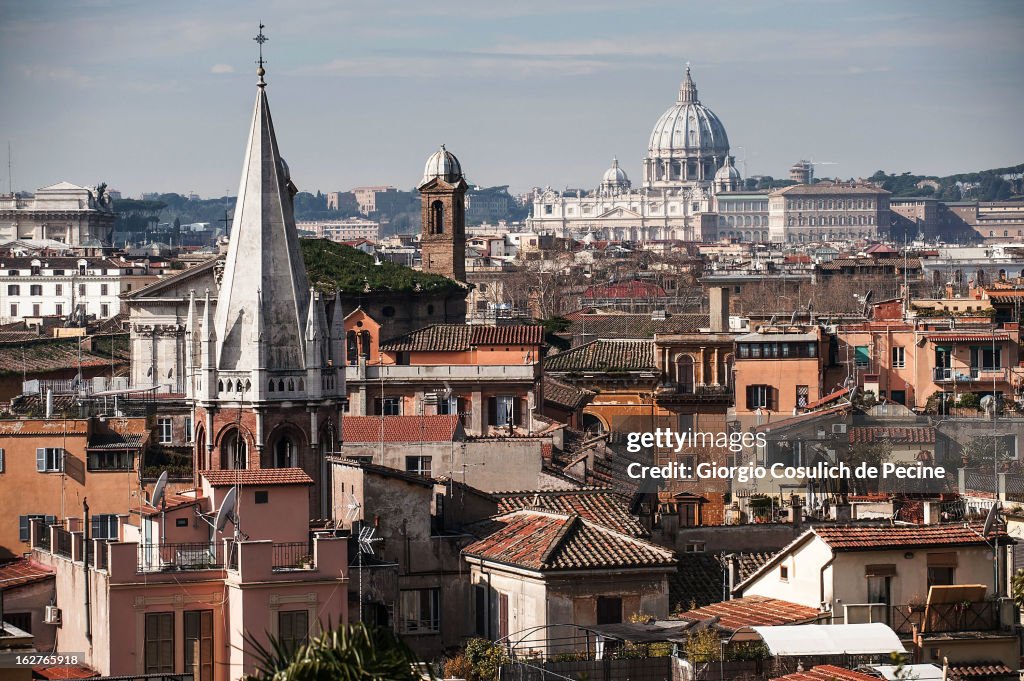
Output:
left=1, top=0, right=1022, bottom=198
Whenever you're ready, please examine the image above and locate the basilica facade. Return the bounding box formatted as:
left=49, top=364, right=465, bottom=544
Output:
left=527, top=67, right=742, bottom=242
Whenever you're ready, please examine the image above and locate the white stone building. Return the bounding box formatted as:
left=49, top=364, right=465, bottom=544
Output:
left=298, top=217, right=380, bottom=243
left=0, top=182, right=116, bottom=248
left=527, top=67, right=741, bottom=242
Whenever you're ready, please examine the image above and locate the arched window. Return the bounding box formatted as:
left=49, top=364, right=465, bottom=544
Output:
left=221, top=430, right=247, bottom=470
left=287, top=379, right=295, bottom=391
left=269, top=380, right=275, bottom=392
left=431, top=200, right=444, bottom=234
left=274, top=437, right=296, bottom=468
left=278, top=379, right=285, bottom=392
left=674, top=355, right=695, bottom=393
left=359, top=330, right=371, bottom=358
left=347, top=330, right=358, bottom=363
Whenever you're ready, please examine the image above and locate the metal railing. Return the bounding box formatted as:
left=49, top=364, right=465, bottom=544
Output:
left=891, top=600, right=999, bottom=634
left=272, top=542, right=314, bottom=571
left=137, top=542, right=223, bottom=572
left=54, top=528, right=73, bottom=559
left=933, top=367, right=1008, bottom=382
left=94, top=541, right=109, bottom=570
left=31, top=522, right=51, bottom=552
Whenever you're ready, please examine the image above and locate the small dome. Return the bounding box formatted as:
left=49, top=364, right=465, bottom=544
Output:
left=601, top=157, right=630, bottom=189
left=421, top=144, right=463, bottom=185
left=715, top=156, right=741, bottom=182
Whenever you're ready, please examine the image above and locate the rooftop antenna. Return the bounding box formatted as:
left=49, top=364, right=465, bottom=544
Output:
left=355, top=522, right=383, bottom=622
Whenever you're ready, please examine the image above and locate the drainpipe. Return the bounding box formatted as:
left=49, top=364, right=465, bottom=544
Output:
left=83, top=497, right=91, bottom=642
left=819, top=555, right=836, bottom=616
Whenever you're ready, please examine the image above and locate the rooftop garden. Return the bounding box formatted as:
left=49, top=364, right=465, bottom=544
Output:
left=300, top=238, right=463, bottom=295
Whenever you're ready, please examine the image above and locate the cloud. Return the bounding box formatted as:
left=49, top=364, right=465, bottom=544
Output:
left=211, top=63, right=235, bottom=74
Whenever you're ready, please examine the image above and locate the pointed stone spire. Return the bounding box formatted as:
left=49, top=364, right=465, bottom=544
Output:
left=329, top=292, right=345, bottom=367
left=214, top=67, right=312, bottom=374
left=201, top=288, right=217, bottom=401
left=678, top=64, right=699, bottom=103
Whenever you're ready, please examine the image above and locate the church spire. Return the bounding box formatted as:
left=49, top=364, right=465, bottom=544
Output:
left=214, top=27, right=314, bottom=376
left=678, top=64, right=699, bottom=103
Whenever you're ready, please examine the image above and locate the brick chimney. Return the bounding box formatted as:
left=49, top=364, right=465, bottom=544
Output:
left=710, top=287, right=730, bottom=333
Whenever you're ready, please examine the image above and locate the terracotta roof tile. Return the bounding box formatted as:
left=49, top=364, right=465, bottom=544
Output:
left=948, top=661, right=1016, bottom=679
left=675, top=595, right=821, bottom=632
left=563, top=313, right=709, bottom=339
left=543, top=376, right=596, bottom=411
left=582, top=280, right=667, bottom=299
left=32, top=665, right=99, bottom=679
left=0, top=340, right=119, bottom=376
left=380, top=324, right=542, bottom=352
left=0, top=557, right=54, bottom=591
left=812, top=524, right=1003, bottom=551
left=342, top=415, right=461, bottom=443
left=928, top=333, right=1010, bottom=343
left=497, top=489, right=646, bottom=537
left=200, top=468, right=313, bottom=486
left=544, top=339, right=655, bottom=372
left=463, top=509, right=675, bottom=571
left=849, top=426, right=935, bottom=445
left=770, top=665, right=878, bottom=681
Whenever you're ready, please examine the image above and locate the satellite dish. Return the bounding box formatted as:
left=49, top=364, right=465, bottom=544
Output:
left=151, top=471, right=168, bottom=509
left=983, top=501, right=1001, bottom=536
left=980, top=395, right=995, bottom=413
left=214, top=487, right=237, bottom=532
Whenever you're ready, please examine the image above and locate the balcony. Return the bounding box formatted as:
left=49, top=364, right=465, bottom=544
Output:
left=271, top=541, right=314, bottom=571
left=891, top=600, right=999, bottom=634
left=137, top=542, right=224, bottom=572
left=655, top=383, right=732, bottom=404
left=933, top=367, right=1008, bottom=383
left=345, top=363, right=538, bottom=383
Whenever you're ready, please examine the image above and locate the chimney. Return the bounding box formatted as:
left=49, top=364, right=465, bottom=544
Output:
left=710, top=287, right=730, bottom=333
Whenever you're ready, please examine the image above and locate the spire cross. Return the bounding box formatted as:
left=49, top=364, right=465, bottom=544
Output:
left=254, top=23, right=268, bottom=84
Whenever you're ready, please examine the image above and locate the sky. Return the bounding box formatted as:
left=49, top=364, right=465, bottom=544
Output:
left=0, top=0, right=1022, bottom=198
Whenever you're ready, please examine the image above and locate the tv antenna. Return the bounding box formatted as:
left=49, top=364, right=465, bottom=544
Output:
left=354, top=522, right=383, bottom=622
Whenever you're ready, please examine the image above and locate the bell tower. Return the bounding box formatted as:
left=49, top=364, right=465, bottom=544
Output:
left=418, top=145, right=467, bottom=282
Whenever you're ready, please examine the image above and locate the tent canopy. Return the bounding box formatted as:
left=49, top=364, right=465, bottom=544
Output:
left=734, top=623, right=906, bottom=656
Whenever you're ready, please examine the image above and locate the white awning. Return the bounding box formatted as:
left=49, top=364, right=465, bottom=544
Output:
left=744, top=623, right=906, bottom=656
left=870, top=664, right=943, bottom=680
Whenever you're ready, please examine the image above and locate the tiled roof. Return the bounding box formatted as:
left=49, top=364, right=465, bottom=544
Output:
left=543, top=376, right=596, bottom=411
left=470, top=325, right=545, bottom=346
left=770, top=665, right=878, bottom=681
left=927, top=333, right=1010, bottom=343
left=805, top=387, right=849, bottom=410
left=670, top=554, right=724, bottom=609
left=463, top=509, right=675, bottom=572
left=342, top=415, right=461, bottom=443
left=812, top=524, right=1001, bottom=551
left=380, top=324, right=543, bottom=352
left=331, top=459, right=435, bottom=487
left=675, top=595, right=821, bottom=632
left=32, top=665, right=100, bottom=679
left=818, top=257, right=921, bottom=271
left=544, top=339, right=655, bottom=372
left=0, top=557, right=54, bottom=591
left=137, top=492, right=204, bottom=517
left=772, top=183, right=890, bottom=196
left=200, top=468, right=314, bottom=486
left=948, top=661, right=1016, bottom=679
left=562, top=313, right=709, bottom=339
left=87, top=432, right=147, bottom=450
left=849, top=426, right=935, bottom=445
left=0, top=418, right=89, bottom=436
left=0, top=340, right=119, bottom=376
left=497, top=489, right=647, bottom=537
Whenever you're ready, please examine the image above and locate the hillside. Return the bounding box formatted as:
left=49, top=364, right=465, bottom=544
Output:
left=300, top=238, right=462, bottom=295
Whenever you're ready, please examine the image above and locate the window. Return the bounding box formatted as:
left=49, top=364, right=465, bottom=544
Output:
left=19, top=514, right=54, bottom=543
left=375, top=397, right=401, bottom=416
left=36, top=448, right=63, bottom=472
left=55, top=284, right=62, bottom=296
left=746, top=385, right=774, bottom=410
left=8, top=305, right=15, bottom=317
left=144, top=612, right=175, bottom=673
left=30, top=284, right=42, bottom=296
left=32, top=303, right=40, bottom=316
left=91, top=514, right=119, bottom=540
left=684, top=542, right=706, bottom=553
left=185, top=610, right=214, bottom=681
left=88, top=450, right=132, bottom=471
left=406, top=456, right=432, bottom=477
left=6, top=284, right=18, bottom=295
left=278, top=610, right=309, bottom=652
left=680, top=501, right=700, bottom=527
left=796, top=385, right=809, bottom=408
left=55, top=303, right=63, bottom=316
left=400, top=588, right=440, bottom=633
left=101, top=284, right=109, bottom=295
left=854, top=345, right=870, bottom=367
left=158, top=418, right=172, bottom=444
left=972, top=347, right=1001, bottom=370
left=892, top=346, right=905, bottom=368
left=184, top=415, right=193, bottom=442
left=78, top=283, right=86, bottom=296
left=779, top=565, right=789, bottom=581
left=596, top=596, right=623, bottom=625
left=100, top=303, right=109, bottom=317
left=255, top=491, right=269, bottom=504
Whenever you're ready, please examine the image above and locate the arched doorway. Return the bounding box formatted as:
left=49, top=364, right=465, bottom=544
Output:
left=220, top=428, right=248, bottom=470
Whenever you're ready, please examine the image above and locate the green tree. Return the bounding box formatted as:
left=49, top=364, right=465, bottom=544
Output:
left=243, top=622, right=428, bottom=681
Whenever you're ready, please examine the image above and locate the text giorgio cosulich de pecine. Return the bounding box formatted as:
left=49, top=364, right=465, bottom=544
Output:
left=624, top=428, right=945, bottom=483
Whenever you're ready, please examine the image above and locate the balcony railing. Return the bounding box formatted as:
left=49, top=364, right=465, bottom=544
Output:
left=137, top=542, right=223, bottom=572
left=272, top=542, right=314, bottom=571
left=656, top=383, right=732, bottom=402
left=346, top=363, right=537, bottom=382
left=31, top=522, right=51, bottom=552
left=94, top=541, right=109, bottom=570
left=54, top=528, right=73, bottom=558
left=890, top=600, right=998, bottom=634
left=933, top=367, right=1008, bottom=382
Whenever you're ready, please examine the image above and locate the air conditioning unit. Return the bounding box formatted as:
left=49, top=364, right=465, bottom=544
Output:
left=44, top=605, right=61, bottom=625
left=831, top=423, right=847, bottom=434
